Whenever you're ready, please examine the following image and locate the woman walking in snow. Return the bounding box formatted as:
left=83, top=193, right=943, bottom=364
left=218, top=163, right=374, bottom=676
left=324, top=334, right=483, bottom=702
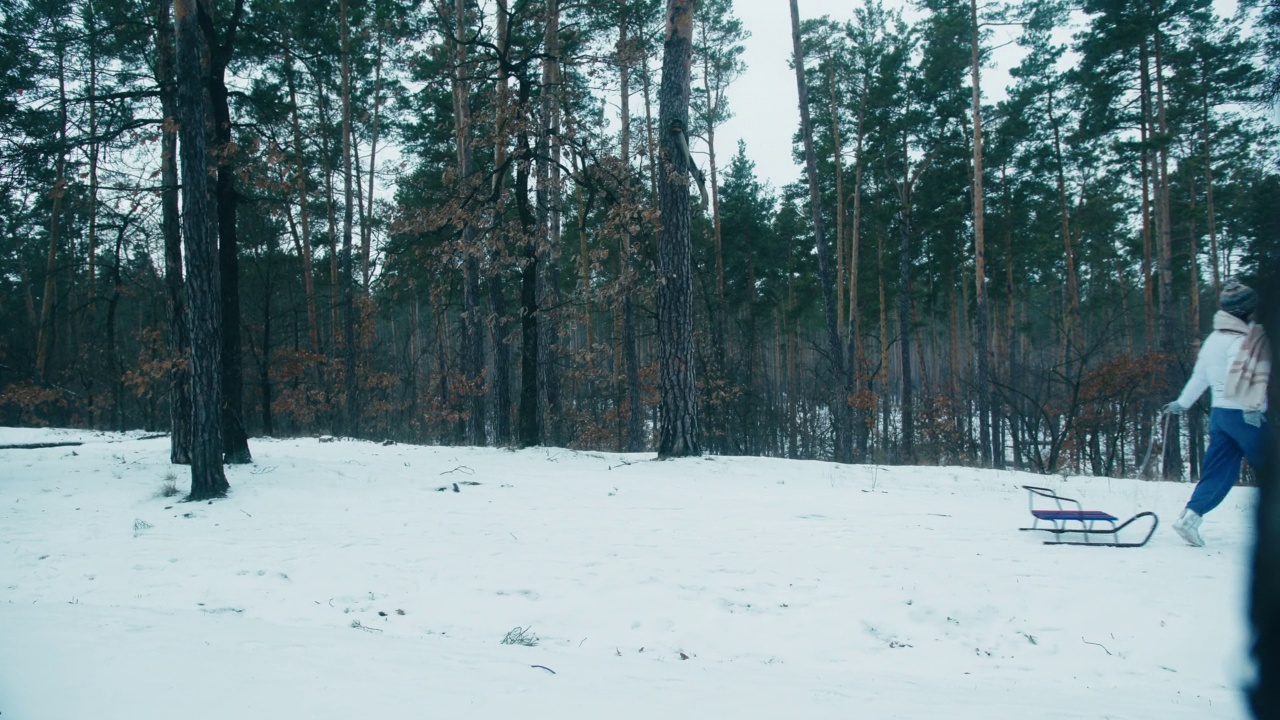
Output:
left=1164, top=279, right=1271, bottom=547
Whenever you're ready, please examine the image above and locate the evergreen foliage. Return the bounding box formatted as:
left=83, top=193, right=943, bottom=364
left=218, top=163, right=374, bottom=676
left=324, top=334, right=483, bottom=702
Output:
left=0, top=0, right=1274, bottom=476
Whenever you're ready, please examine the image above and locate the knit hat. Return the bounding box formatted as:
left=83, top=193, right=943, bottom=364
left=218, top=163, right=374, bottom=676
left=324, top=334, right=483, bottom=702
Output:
left=1220, top=279, right=1258, bottom=317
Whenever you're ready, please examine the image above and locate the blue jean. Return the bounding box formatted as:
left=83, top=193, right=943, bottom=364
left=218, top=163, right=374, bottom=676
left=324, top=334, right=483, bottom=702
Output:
left=1186, top=408, right=1268, bottom=516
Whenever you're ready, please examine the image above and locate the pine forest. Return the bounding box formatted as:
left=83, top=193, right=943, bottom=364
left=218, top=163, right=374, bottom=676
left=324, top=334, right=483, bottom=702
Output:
left=1, top=0, right=1278, bottom=493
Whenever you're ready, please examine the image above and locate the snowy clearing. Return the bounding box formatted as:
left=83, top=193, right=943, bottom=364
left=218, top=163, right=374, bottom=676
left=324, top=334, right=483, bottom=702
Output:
left=0, top=428, right=1257, bottom=719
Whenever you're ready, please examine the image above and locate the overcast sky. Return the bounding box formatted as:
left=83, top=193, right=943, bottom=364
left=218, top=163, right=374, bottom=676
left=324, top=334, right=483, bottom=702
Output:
left=710, top=0, right=1254, bottom=192
left=712, top=0, right=1019, bottom=193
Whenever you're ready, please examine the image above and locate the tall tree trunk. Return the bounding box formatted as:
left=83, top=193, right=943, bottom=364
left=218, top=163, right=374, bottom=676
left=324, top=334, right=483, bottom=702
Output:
left=1154, top=30, right=1181, bottom=479
left=451, top=0, right=487, bottom=446
left=790, top=0, right=851, bottom=463
left=787, top=258, right=800, bottom=458
left=516, top=72, right=541, bottom=447
left=829, top=64, right=845, bottom=338
left=1202, top=84, right=1220, bottom=297
left=490, top=0, right=514, bottom=446
left=363, top=3, right=384, bottom=291
left=175, top=0, right=227, bottom=499
left=538, top=0, right=564, bottom=447
left=969, top=0, right=992, bottom=466
left=849, top=126, right=867, bottom=457
left=157, top=0, right=191, bottom=464
left=1002, top=162, right=1016, bottom=470
left=702, top=40, right=727, bottom=371
left=517, top=171, right=540, bottom=446
left=339, top=0, right=360, bottom=439
left=35, top=39, right=68, bottom=384
left=642, top=52, right=659, bottom=202
left=897, top=196, right=915, bottom=463
left=201, top=0, right=251, bottom=463
left=1188, top=175, right=1202, bottom=480
left=317, top=74, right=342, bottom=367
left=408, top=285, right=421, bottom=436
left=1139, top=39, right=1155, bottom=351
left=86, top=1, right=101, bottom=395
left=573, top=154, right=593, bottom=349
left=656, top=0, right=701, bottom=458
left=705, top=95, right=728, bottom=423
left=620, top=10, right=644, bottom=452
left=258, top=234, right=276, bottom=437
left=107, top=226, right=125, bottom=431
left=878, top=230, right=889, bottom=455
left=1047, top=88, right=1081, bottom=350
left=283, top=33, right=321, bottom=355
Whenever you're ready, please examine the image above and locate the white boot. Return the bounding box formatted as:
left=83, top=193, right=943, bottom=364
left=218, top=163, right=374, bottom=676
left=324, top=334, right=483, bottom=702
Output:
left=1172, top=508, right=1205, bottom=547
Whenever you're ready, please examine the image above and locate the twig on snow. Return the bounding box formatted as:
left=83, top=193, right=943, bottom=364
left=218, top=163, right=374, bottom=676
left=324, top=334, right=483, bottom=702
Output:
left=1082, top=637, right=1112, bottom=655
left=530, top=664, right=556, bottom=674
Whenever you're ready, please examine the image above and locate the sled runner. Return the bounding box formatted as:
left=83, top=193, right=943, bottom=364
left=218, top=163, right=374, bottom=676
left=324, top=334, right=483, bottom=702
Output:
left=1019, top=485, right=1159, bottom=548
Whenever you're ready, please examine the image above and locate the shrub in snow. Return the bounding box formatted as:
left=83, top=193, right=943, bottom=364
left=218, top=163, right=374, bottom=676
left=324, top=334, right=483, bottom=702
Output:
left=501, top=626, right=539, bottom=647
left=156, top=473, right=179, bottom=499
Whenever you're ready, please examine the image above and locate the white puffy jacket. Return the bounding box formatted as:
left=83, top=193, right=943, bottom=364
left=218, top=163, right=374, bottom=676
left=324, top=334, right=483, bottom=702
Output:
left=1175, top=310, right=1267, bottom=412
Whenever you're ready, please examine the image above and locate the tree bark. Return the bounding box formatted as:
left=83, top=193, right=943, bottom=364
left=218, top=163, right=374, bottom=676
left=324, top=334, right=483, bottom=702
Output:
left=157, top=0, right=191, bottom=464
left=35, top=38, right=68, bottom=384
left=1202, top=81, right=1220, bottom=298
left=256, top=232, right=276, bottom=437
left=451, top=0, right=487, bottom=446
left=878, top=230, right=889, bottom=455
left=642, top=53, right=659, bottom=203
left=537, top=0, right=564, bottom=447
left=516, top=90, right=541, bottom=447
left=969, top=0, right=992, bottom=467
left=897, top=188, right=915, bottom=464
left=1188, top=175, right=1202, bottom=480
left=619, top=10, right=645, bottom=452
left=656, top=0, right=701, bottom=458
left=339, top=0, right=360, bottom=439
left=1154, top=30, right=1181, bottom=479
left=491, top=0, right=514, bottom=446
left=790, top=0, right=852, bottom=463
left=316, top=71, right=342, bottom=373
left=107, top=224, right=125, bottom=431
left=363, top=6, right=384, bottom=292
left=828, top=64, right=845, bottom=337
left=1001, top=162, right=1015, bottom=470
left=700, top=28, right=727, bottom=366
left=200, top=0, right=251, bottom=463
left=283, top=32, right=320, bottom=356
left=175, top=0, right=227, bottom=499
left=1139, top=39, right=1155, bottom=351
left=1047, top=87, right=1081, bottom=352
left=85, top=1, right=101, bottom=390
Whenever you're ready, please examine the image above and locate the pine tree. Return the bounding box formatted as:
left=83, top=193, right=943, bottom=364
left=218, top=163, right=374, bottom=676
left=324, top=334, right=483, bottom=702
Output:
left=791, top=0, right=852, bottom=463
left=656, top=0, right=701, bottom=458
left=175, top=0, right=228, bottom=500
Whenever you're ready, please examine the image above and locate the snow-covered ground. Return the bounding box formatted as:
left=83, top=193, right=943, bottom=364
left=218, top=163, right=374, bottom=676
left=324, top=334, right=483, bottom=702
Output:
left=0, top=427, right=1258, bottom=719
